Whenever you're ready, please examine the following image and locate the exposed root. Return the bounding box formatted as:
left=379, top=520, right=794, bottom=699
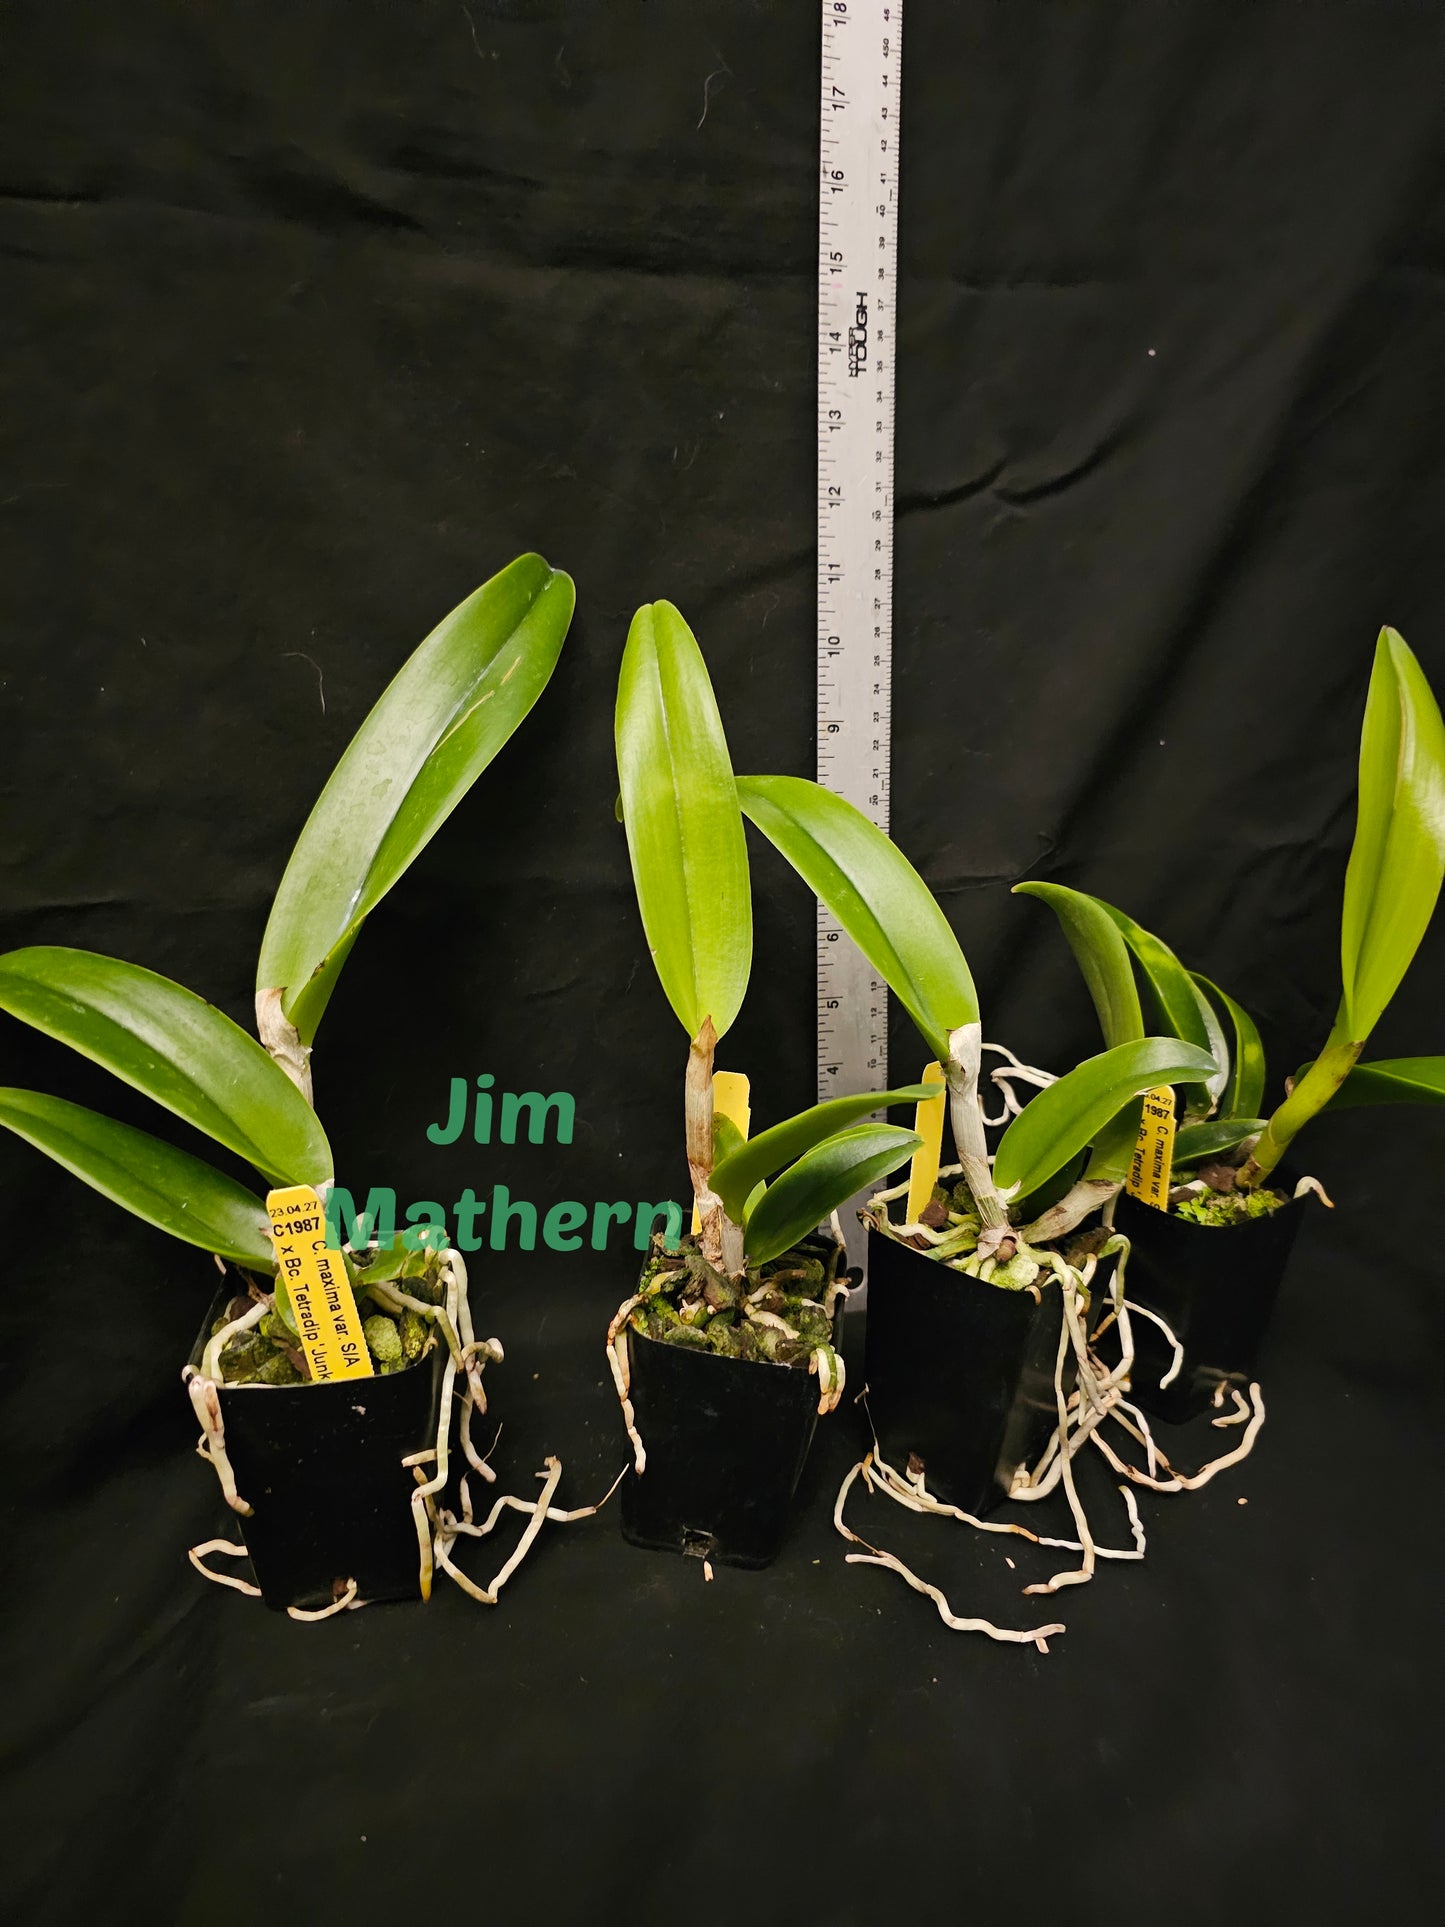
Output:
left=979, top=1040, right=1058, bottom=1126
left=836, top=1229, right=1264, bottom=1639
left=1213, top=1386, right=1252, bottom=1429
left=834, top=1459, right=1066, bottom=1650
left=187, top=1539, right=261, bottom=1597
left=185, top=1371, right=252, bottom=1516
left=1125, top=1299, right=1186, bottom=1388
left=1022, top=1270, right=1099, bottom=1595
left=201, top=1299, right=267, bottom=1383
left=434, top=1458, right=627, bottom=1604
left=811, top=1341, right=846, bottom=1415
left=287, top=1578, right=360, bottom=1621
left=1293, top=1174, right=1335, bottom=1208
left=606, top=1292, right=648, bottom=1473
left=187, top=1245, right=566, bottom=1618
left=1091, top=1384, right=1267, bottom=1491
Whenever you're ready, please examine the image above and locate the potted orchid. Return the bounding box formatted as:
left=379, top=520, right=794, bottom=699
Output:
left=0, top=554, right=580, bottom=1614
left=606, top=601, right=935, bottom=1568
left=1019, top=628, right=1445, bottom=1420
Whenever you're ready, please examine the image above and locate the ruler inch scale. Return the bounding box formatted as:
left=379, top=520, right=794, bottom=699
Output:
left=816, top=0, right=901, bottom=1139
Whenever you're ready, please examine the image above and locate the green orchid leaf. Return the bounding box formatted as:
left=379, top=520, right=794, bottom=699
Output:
left=743, top=1123, right=922, bottom=1267
left=1013, top=882, right=1145, bottom=1049
left=1192, top=973, right=1266, bottom=1119
left=1300, top=1055, right=1445, bottom=1109
left=259, top=553, right=576, bottom=1044
left=1093, top=901, right=1227, bottom=1111
left=1173, top=1117, right=1269, bottom=1168
left=736, top=775, right=977, bottom=1061
left=1339, top=628, right=1445, bottom=1043
left=994, top=1037, right=1218, bottom=1198
left=711, top=1112, right=748, bottom=1166
left=0, top=948, right=332, bottom=1187
left=1011, top=1149, right=1088, bottom=1226
left=616, top=601, right=751, bottom=1043
left=711, top=1082, right=942, bottom=1224
left=0, top=1087, right=275, bottom=1267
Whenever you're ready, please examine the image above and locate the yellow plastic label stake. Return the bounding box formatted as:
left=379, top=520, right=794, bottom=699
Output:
left=905, top=1061, right=948, bottom=1226
left=694, top=1070, right=751, bottom=1233
left=265, top=1185, right=375, bottom=1382
left=1126, top=1087, right=1177, bottom=1210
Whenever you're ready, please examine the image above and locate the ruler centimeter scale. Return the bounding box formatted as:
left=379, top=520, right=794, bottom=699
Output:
left=816, top=0, right=902, bottom=1248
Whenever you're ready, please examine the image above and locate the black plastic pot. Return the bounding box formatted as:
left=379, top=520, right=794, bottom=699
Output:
left=619, top=1250, right=845, bottom=1570
left=862, top=1224, right=1099, bottom=1516
left=1114, top=1184, right=1305, bottom=1423
left=188, top=1291, right=445, bottom=1611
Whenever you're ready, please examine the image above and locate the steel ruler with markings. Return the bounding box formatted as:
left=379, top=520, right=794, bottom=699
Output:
left=816, top=0, right=903, bottom=1260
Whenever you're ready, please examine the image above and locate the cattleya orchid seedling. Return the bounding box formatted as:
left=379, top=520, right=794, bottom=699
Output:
left=734, top=774, right=1214, bottom=1263
left=734, top=775, right=1278, bottom=1642
left=1019, top=628, right=1445, bottom=1227
left=0, top=554, right=593, bottom=1609
left=605, top=600, right=935, bottom=1454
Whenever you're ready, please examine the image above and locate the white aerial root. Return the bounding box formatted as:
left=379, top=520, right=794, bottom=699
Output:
left=834, top=1458, right=1066, bottom=1651
left=1122, top=1299, right=1185, bottom=1388
left=200, top=1299, right=267, bottom=1382
left=607, top=1254, right=851, bottom=1452
left=810, top=1343, right=847, bottom=1415
left=185, top=1371, right=252, bottom=1516
left=1213, top=1386, right=1251, bottom=1429
left=433, top=1458, right=628, bottom=1604
left=287, top=1579, right=360, bottom=1622
left=606, top=1292, right=648, bottom=1473
left=835, top=1226, right=1272, bottom=1639
left=187, top=1539, right=262, bottom=1597
left=1293, top=1174, right=1335, bottom=1207
left=187, top=1245, right=574, bottom=1618
left=979, top=1041, right=1058, bottom=1126
left=1090, top=1384, right=1267, bottom=1492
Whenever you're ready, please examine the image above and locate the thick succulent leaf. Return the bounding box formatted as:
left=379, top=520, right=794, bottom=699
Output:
left=743, top=1124, right=921, bottom=1267
left=1096, top=902, right=1226, bottom=1110
left=259, top=554, right=576, bottom=1043
left=1013, top=882, right=1144, bottom=1048
left=1011, top=1149, right=1088, bottom=1225
left=994, top=1037, right=1218, bottom=1200
left=1339, top=628, right=1445, bottom=1042
left=616, top=601, right=751, bottom=1041
left=0, top=1087, right=275, bottom=1267
left=736, top=775, right=977, bottom=1060
left=1303, top=1055, right=1445, bottom=1109
left=0, top=947, right=332, bottom=1186
left=1192, top=973, right=1266, bottom=1119
left=1173, top=1117, right=1270, bottom=1167
left=711, top=1083, right=941, bottom=1223
left=711, top=1112, right=748, bottom=1166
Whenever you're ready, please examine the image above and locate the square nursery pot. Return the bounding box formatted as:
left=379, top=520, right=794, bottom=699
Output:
left=620, top=1242, right=845, bottom=1571
left=1114, top=1182, right=1306, bottom=1424
left=862, top=1223, right=1105, bottom=1516
left=188, top=1289, right=445, bottom=1611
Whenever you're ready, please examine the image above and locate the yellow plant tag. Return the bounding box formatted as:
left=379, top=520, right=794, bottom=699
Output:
left=905, top=1061, right=947, bottom=1225
left=1126, top=1087, right=1177, bottom=1210
left=694, top=1070, right=751, bottom=1232
left=265, top=1185, right=374, bottom=1382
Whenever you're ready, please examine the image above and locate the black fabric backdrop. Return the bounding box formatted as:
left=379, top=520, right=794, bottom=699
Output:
left=3, top=3, right=1444, bottom=1920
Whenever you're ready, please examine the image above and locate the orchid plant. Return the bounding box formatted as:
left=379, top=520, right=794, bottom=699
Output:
left=1018, top=628, right=1445, bottom=1223
left=728, top=776, right=1250, bottom=1633
left=734, top=775, right=1215, bottom=1262
left=0, top=553, right=578, bottom=1604
left=606, top=600, right=935, bottom=1437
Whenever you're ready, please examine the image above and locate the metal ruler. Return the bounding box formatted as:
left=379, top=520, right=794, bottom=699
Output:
left=816, top=1, right=902, bottom=1229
